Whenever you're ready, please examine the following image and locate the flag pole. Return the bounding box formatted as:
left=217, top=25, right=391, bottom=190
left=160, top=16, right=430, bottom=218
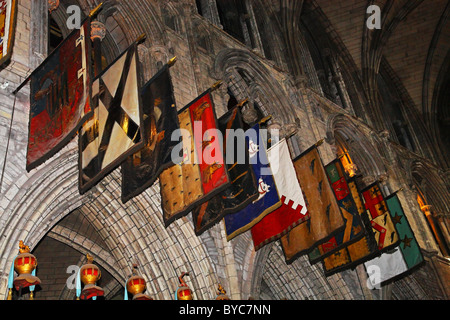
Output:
left=136, top=33, right=147, bottom=45
left=258, top=115, right=272, bottom=125
left=236, top=98, right=248, bottom=108
left=89, top=2, right=103, bottom=17
left=210, top=80, right=223, bottom=92
left=315, top=138, right=325, bottom=147
left=168, top=56, right=177, bottom=67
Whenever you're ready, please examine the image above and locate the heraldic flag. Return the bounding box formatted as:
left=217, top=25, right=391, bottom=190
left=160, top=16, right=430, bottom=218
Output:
left=308, top=159, right=366, bottom=263
left=251, top=138, right=310, bottom=251
left=224, top=123, right=282, bottom=241
left=159, top=89, right=230, bottom=227
left=0, top=0, right=18, bottom=66
left=121, top=62, right=180, bottom=203
left=318, top=177, right=378, bottom=276
left=360, top=183, right=399, bottom=252
left=364, top=193, right=424, bottom=286
left=79, top=42, right=144, bottom=194
left=280, top=144, right=344, bottom=264
left=27, top=17, right=92, bottom=171
left=191, top=105, right=258, bottom=236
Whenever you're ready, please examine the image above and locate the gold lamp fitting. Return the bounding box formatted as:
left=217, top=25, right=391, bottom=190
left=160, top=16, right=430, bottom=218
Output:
left=176, top=272, right=193, bottom=300
left=13, top=241, right=41, bottom=291
left=215, top=284, right=230, bottom=300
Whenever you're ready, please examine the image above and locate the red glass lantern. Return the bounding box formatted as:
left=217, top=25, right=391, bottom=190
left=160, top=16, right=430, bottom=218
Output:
left=13, top=241, right=41, bottom=291
left=176, top=272, right=193, bottom=300
left=79, top=254, right=104, bottom=300
left=126, top=268, right=153, bottom=300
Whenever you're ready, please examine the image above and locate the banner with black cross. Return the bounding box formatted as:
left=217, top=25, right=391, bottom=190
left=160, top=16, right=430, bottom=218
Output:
left=78, top=42, right=144, bottom=194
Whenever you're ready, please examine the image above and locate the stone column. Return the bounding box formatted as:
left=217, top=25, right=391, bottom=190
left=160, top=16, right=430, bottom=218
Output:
left=90, top=21, right=107, bottom=77
left=421, top=205, right=449, bottom=256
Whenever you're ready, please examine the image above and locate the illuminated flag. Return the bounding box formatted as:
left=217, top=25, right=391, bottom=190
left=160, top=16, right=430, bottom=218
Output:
left=319, top=178, right=379, bottom=276
left=79, top=42, right=144, bottom=193
left=251, top=138, right=309, bottom=251
left=279, top=144, right=344, bottom=264
left=121, top=63, right=179, bottom=203
left=360, top=183, right=399, bottom=251
left=319, top=182, right=400, bottom=276
left=27, top=18, right=92, bottom=171
left=224, top=123, right=282, bottom=241
left=364, top=193, right=424, bottom=286
left=191, top=106, right=258, bottom=235
left=159, top=89, right=229, bottom=227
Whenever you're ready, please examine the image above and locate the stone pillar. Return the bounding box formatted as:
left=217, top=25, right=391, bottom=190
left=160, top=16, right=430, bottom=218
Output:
left=90, top=21, right=107, bottom=77
left=434, top=211, right=450, bottom=253
left=421, top=205, right=449, bottom=257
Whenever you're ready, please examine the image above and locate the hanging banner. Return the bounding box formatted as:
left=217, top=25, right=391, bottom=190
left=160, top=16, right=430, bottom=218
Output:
left=159, top=89, right=229, bottom=227
left=27, top=17, right=92, bottom=171
left=279, top=144, right=344, bottom=264
left=364, top=193, right=424, bottom=286
left=308, top=159, right=365, bottom=263
left=121, top=63, right=180, bottom=203
left=0, top=0, right=17, bottom=66
left=318, top=178, right=379, bottom=276
left=191, top=106, right=258, bottom=236
left=251, top=138, right=310, bottom=251
left=79, top=43, right=144, bottom=193
left=361, top=183, right=399, bottom=251
left=224, top=123, right=282, bottom=241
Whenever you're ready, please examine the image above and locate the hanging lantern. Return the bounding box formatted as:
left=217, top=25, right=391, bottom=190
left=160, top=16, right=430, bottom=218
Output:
left=126, top=264, right=153, bottom=300
left=340, top=151, right=358, bottom=177
left=175, top=272, right=193, bottom=300
left=12, top=241, right=41, bottom=292
left=215, top=284, right=230, bottom=300
left=79, top=253, right=104, bottom=300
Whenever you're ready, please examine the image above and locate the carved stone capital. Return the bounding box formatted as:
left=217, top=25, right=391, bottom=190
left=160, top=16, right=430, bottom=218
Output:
left=90, top=21, right=107, bottom=42
left=377, top=173, right=389, bottom=183
left=362, top=175, right=376, bottom=186
left=48, top=0, right=60, bottom=13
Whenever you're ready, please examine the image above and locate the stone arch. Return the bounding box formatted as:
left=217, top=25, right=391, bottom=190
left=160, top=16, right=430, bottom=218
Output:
left=212, top=48, right=296, bottom=125
left=409, top=160, right=450, bottom=214
left=247, top=242, right=356, bottom=300
left=160, top=2, right=184, bottom=35
left=0, top=144, right=222, bottom=300
left=409, top=159, right=450, bottom=256
left=326, top=113, right=387, bottom=184
left=192, top=16, right=215, bottom=55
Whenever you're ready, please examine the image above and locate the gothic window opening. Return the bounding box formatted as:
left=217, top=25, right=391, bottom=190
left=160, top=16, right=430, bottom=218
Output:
left=216, top=0, right=248, bottom=45
left=48, top=16, right=63, bottom=52
left=195, top=0, right=204, bottom=16
left=416, top=184, right=449, bottom=257
left=377, top=74, right=416, bottom=152
left=162, top=4, right=180, bottom=33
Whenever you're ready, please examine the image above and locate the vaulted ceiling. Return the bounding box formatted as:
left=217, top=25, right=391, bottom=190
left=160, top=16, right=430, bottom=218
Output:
left=313, top=0, right=449, bottom=116
left=288, top=0, right=450, bottom=167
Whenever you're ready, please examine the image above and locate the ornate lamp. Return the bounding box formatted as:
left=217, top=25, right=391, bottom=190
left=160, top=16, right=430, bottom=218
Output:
left=215, top=284, right=230, bottom=300
left=125, top=264, right=153, bottom=300
left=340, top=151, right=358, bottom=177
left=77, top=253, right=104, bottom=300
left=175, top=272, right=193, bottom=300
left=7, top=241, right=41, bottom=299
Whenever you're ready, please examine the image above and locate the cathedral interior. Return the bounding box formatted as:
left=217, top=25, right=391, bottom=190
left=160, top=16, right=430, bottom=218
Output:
left=0, top=0, right=449, bottom=301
